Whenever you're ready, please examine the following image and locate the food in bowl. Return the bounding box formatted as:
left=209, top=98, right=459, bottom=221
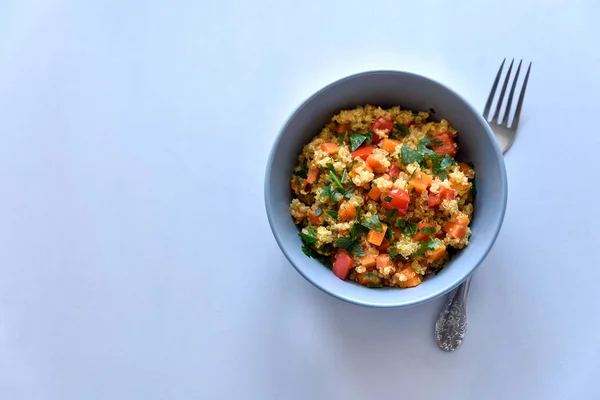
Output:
left=289, top=105, right=476, bottom=289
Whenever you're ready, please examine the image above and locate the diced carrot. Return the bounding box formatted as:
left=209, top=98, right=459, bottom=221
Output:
left=381, top=138, right=402, bottom=153
left=376, top=238, right=391, bottom=252
left=291, top=177, right=307, bottom=193
left=388, top=164, right=400, bottom=179
left=368, top=185, right=382, bottom=201
left=396, top=266, right=423, bottom=288
left=360, top=255, right=376, bottom=268
left=308, top=210, right=321, bottom=224
left=458, top=162, right=474, bottom=177
left=444, top=222, right=467, bottom=240
left=376, top=254, right=393, bottom=270
left=357, top=272, right=381, bottom=286
left=367, top=223, right=388, bottom=246
left=413, top=222, right=436, bottom=241
left=335, top=122, right=350, bottom=133
left=306, top=165, right=320, bottom=184
left=338, top=202, right=356, bottom=222
left=456, top=213, right=470, bottom=226
left=349, top=161, right=373, bottom=178
left=320, top=142, right=339, bottom=155
left=351, top=145, right=374, bottom=160
left=408, top=171, right=432, bottom=194
left=426, top=244, right=447, bottom=263
left=366, top=154, right=386, bottom=173
left=333, top=249, right=353, bottom=280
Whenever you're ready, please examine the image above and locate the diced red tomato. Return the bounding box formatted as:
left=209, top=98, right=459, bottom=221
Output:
left=388, top=164, right=400, bottom=179
left=333, top=249, right=353, bottom=280
left=431, top=132, right=457, bottom=157
left=428, top=187, right=456, bottom=208
left=351, top=145, right=375, bottom=160
left=381, top=188, right=411, bottom=216
left=371, top=117, right=394, bottom=144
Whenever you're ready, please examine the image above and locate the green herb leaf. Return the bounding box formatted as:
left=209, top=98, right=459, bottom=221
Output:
left=390, top=247, right=398, bottom=260
left=384, top=196, right=392, bottom=204
left=294, top=160, right=308, bottom=178
left=401, top=145, right=425, bottom=166
left=314, top=207, right=322, bottom=217
left=430, top=153, right=456, bottom=180
left=394, top=123, right=410, bottom=137
left=344, top=188, right=354, bottom=199
left=367, top=284, right=383, bottom=288
left=349, top=131, right=373, bottom=151
left=364, top=272, right=378, bottom=279
left=420, top=226, right=436, bottom=238
left=349, top=242, right=365, bottom=257
left=341, top=169, right=348, bottom=184
left=329, top=170, right=345, bottom=191
left=299, top=227, right=318, bottom=245
left=360, top=215, right=383, bottom=232
left=385, top=208, right=398, bottom=221
left=301, top=245, right=313, bottom=258
left=320, top=185, right=331, bottom=199
left=350, top=223, right=365, bottom=240
left=334, top=236, right=355, bottom=249
left=396, top=218, right=418, bottom=235
left=415, top=239, right=444, bottom=256
left=470, top=179, right=477, bottom=198
left=385, top=226, right=394, bottom=241
left=326, top=209, right=339, bottom=220
left=338, top=131, right=346, bottom=143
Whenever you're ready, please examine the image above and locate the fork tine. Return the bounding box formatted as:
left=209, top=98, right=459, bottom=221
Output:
left=483, top=59, right=506, bottom=119
left=491, top=59, right=514, bottom=122
left=512, top=62, right=532, bottom=128
left=501, top=59, right=522, bottom=126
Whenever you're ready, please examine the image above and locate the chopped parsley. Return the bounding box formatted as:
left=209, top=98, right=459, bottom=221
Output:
left=334, top=224, right=366, bottom=256
left=385, top=225, right=394, bottom=241
left=360, top=215, right=383, bottom=232
left=385, top=209, right=398, bottom=222
left=429, top=153, right=456, bottom=180
left=415, top=239, right=444, bottom=256
left=326, top=209, right=339, bottom=220
left=320, top=185, right=344, bottom=202
left=470, top=179, right=477, bottom=197
left=294, top=160, right=308, bottom=178
left=349, top=242, right=365, bottom=257
left=396, top=218, right=418, bottom=235
left=390, top=247, right=398, bottom=260
left=400, top=145, right=425, bottom=166
left=338, top=131, right=346, bottom=143
left=367, top=284, right=383, bottom=288
left=420, top=226, right=436, bottom=238
left=349, top=131, right=372, bottom=151
left=394, top=123, right=411, bottom=137
left=299, top=227, right=318, bottom=245
left=384, top=196, right=392, bottom=204
left=314, top=207, right=322, bottom=217
left=364, top=273, right=378, bottom=279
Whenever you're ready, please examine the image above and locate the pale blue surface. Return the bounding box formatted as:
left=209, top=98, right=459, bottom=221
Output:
left=265, top=71, right=507, bottom=307
left=1, top=1, right=600, bottom=400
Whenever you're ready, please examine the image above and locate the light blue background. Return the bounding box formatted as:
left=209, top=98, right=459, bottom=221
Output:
left=0, top=1, right=599, bottom=399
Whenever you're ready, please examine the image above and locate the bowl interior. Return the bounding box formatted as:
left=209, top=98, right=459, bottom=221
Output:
left=265, top=71, right=507, bottom=307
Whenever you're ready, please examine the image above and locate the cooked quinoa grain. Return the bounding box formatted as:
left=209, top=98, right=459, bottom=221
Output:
left=289, top=105, right=476, bottom=289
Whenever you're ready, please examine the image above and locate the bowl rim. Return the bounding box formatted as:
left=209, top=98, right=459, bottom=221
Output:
left=264, top=69, right=508, bottom=308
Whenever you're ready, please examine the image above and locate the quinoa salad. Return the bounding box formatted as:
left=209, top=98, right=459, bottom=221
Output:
left=289, top=105, right=476, bottom=289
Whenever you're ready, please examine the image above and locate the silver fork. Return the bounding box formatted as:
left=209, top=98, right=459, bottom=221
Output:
left=434, top=59, right=532, bottom=352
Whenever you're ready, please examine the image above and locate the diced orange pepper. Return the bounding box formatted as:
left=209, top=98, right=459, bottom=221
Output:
left=444, top=222, right=467, bottom=240
left=396, top=266, right=423, bottom=288
left=335, top=122, right=350, bottom=133
left=381, top=138, right=402, bottom=153
left=320, top=142, right=339, bottom=155
left=308, top=210, right=320, bottom=224
left=367, top=223, right=388, bottom=246
left=368, top=185, right=382, bottom=201
left=349, top=161, right=373, bottom=178
left=456, top=214, right=470, bottom=226
left=291, top=177, right=306, bottom=192
left=366, top=154, right=386, bottom=173
left=357, top=272, right=380, bottom=286
left=426, top=244, right=447, bottom=263
left=360, top=255, right=376, bottom=268
left=338, top=202, right=356, bottom=222
left=408, top=171, right=433, bottom=194
left=306, top=165, right=320, bottom=184
left=458, top=162, right=474, bottom=177
left=376, top=254, right=393, bottom=270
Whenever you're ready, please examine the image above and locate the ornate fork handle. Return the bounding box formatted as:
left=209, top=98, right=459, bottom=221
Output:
left=434, top=277, right=472, bottom=352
